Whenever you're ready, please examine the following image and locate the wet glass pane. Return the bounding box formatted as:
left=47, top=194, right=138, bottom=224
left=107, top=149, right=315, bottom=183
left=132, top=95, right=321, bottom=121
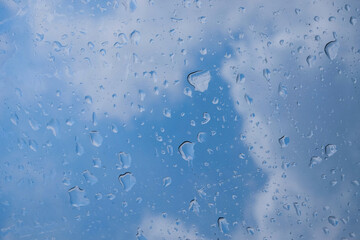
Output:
left=1, top=0, right=359, bottom=239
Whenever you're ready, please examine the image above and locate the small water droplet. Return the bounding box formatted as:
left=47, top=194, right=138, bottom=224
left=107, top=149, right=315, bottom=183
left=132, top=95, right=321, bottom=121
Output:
left=85, top=96, right=92, bottom=104
left=279, top=136, right=290, bottom=148
left=10, top=113, right=19, bottom=126
left=197, top=132, right=207, bottom=143
left=246, top=227, right=255, bottom=235
left=278, top=83, right=288, bottom=98
left=244, top=94, right=253, bottom=105
left=328, top=216, right=338, bottom=226
left=263, top=68, right=270, bottom=81
left=309, top=156, right=322, bottom=168
left=29, top=139, right=38, bottom=152
left=89, top=131, right=103, bottom=147
left=189, top=199, right=200, bottom=214
left=163, top=108, right=171, bottom=118
left=201, top=112, right=211, bottom=125
left=68, top=186, right=90, bottom=207
left=325, top=144, right=337, bottom=157
left=178, top=141, right=195, bottom=163
left=236, top=73, right=245, bottom=84
left=306, top=55, right=316, bottom=67
left=324, top=40, right=340, bottom=60
left=119, top=172, right=136, bottom=192
left=187, top=70, right=211, bottom=92
left=130, top=30, right=141, bottom=45
left=82, top=170, right=98, bottom=185
left=76, top=142, right=84, bottom=156
left=184, top=87, right=192, bottom=97
left=111, top=123, right=118, bottom=133
left=46, top=118, right=60, bottom=136
left=29, top=118, right=40, bottom=131
left=350, top=16, right=357, bottom=25
left=93, top=158, right=101, bottom=168
left=163, top=177, right=172, bottom=187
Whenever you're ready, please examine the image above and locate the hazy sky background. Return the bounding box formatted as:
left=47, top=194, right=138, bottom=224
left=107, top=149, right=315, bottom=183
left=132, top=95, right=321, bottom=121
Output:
left=0, top=0, right=359, bottom=239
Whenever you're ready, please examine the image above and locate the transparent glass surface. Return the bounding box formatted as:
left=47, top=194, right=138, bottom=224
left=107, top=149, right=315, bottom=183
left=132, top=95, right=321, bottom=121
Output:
left=0, top=0, right=359, bottom=239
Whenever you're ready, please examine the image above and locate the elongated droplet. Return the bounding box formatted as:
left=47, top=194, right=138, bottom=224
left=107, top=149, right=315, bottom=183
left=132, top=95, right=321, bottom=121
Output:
left=119, top=152, right=132, bottom=169
left=163, top=177, right=172, bottom=187
left=279, top=136, right=290, bottom=148
left=189, top=199, right=200, bottom=214
left=46, top=118, right=60, bottom=136
left=218, top=217, right=230, bottom=234
left=89, top=131, right=103, bottom=147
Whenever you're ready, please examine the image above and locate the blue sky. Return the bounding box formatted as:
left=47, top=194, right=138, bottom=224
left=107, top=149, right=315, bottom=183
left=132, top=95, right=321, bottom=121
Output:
left=0, top=0, right=359, bottom=239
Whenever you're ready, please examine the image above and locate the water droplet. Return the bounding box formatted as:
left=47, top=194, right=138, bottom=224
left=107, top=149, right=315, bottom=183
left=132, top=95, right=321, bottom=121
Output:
left=293, top=202, right=301, bottom=216
left=306, top=55, right=316, bottom=67
left=201, top=112, right=211, bottom=124
left=163, top=177, right=172, bottom=187
left=46, top=118, right=60, bottom=136
left=92, top=112, right=97, bottom=126
left=117, top=33, right=128, bottom=47
left=236, top=73, right=245, bottom=84
left=89, top=131, right=103, bottom=147
left=93, top=158, right=101, bottom=168
left=163, top=108, right=171, bottom=118
left=244, top=94, right=253, bottom=105
left=118, top=172, right=136, bottom=192
left=29, top=139, right=38, bottom=152
left=52, top=41, right=64, bottom=52
left=136, top=228, right=147, bottom=240
left=68, top=186, right=90, bottom=207
left=279, top=136, right=290, bottom=148
left=217, top=217, right=230, bottom=234
left=189, top=199, right=200, bottom=214
left=10, top=113, right=19, bottom=125
left=66, top=118, right=75, bottom=126
left=119, top=152, right=132, bottom=169
left=246, top=227, right=255, bottom=235
left=278, top=83, right=288, bottom=99
left=325, top=144, right=337, bottom=157
left=29, top=118, right=40, bottom=131
left=184, top=87, right=192, bottom=97
left=82, top=170, right=98, bottom=185
left=309, top=156, right=322, bottom=168
left=324, top=40, right=340, bottom=60
left=178, top=141, right=195, bottom=163
left=350, top=16, right=357, bottom=25
left=328, top=216, right=338, bottom=226
left=76, top=142, right=84, bottom=156
left=197, top=132, right=207, bottom=143
left=187, top=70, right=211, bottom=92
left=85, top=96, right=92, bottom=104
left=130, top=30, right=141, bottom=45
left=323, top=227, right=330, bottom=234
left=111, top=123, right=118, bottom=133
left=263, top=68, right=270, bottom=81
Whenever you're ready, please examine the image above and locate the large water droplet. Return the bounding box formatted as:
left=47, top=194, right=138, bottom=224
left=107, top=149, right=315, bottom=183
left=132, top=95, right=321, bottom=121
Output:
left=82, top=170, right=98, bottom=185
left=325, top=144, right=337, bottom=157
left=119, top=152, right=132, bottom=169
left=68, top=186, right=90, bottom=207
left=178, top=141, right=195, bottom=163
left=187, top=70, right=211, bottom=92
left=218, top=217, right=230, bottom=234
left=119, top=172, right=136, bottom=192
left=89, top=131, right=103, bottom=147
left=324, top=40, right=340, bottom=60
